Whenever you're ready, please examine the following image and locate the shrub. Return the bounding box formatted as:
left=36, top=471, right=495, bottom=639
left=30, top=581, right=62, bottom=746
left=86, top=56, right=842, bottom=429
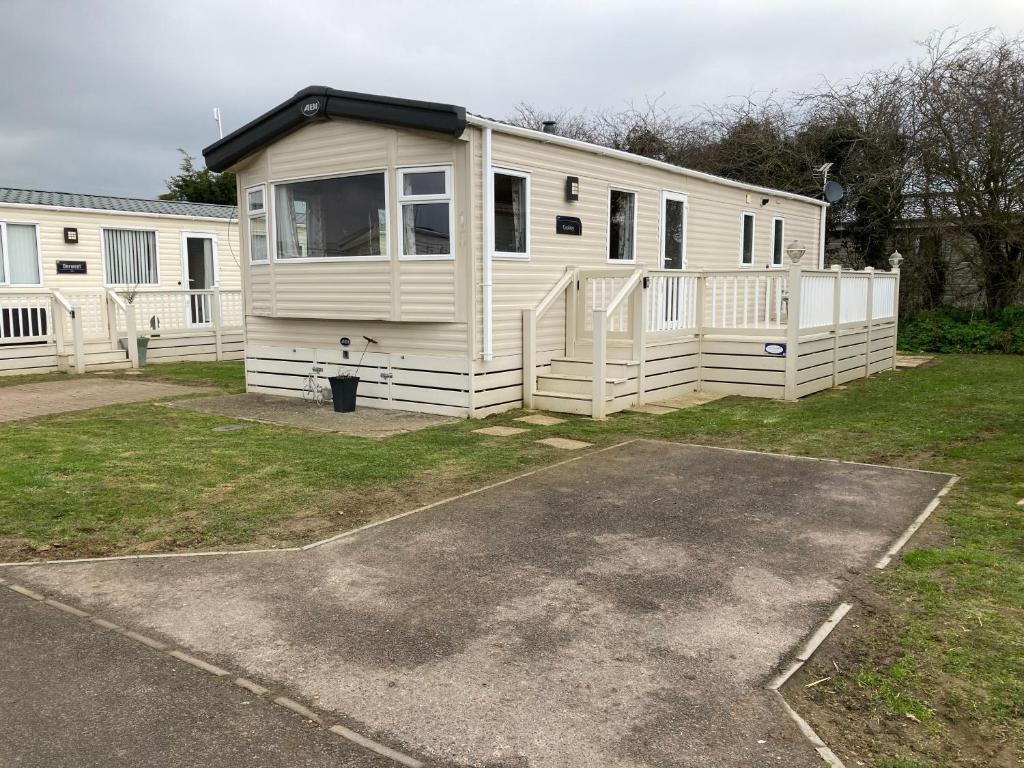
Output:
left=900, top=306, right=1024, bottom=354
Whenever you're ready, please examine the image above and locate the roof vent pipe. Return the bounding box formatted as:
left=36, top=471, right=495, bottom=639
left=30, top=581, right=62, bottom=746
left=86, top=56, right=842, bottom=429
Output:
left=541, top=120, right=557, bottom=134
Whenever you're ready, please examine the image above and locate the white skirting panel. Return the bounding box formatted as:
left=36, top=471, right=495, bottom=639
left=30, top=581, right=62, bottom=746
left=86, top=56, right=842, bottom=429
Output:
left=246, top=344, right=474, bottom=417
left=148, top=332, right=244, bottom=363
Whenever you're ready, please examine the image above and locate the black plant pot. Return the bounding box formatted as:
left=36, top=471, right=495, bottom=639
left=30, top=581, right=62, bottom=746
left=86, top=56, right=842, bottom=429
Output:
left=328, top=375, right=359, bottom=413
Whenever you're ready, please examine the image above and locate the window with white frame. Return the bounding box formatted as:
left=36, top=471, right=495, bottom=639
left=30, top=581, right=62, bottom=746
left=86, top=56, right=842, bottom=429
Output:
left=771, top=217, right=784, bottom=267
left=0, top=222, right=41, bottom=285
left=661, top=193, right=687, bottom=269
left=399, top=166, right=452, bottom=258
left=608, top=189, right=636, bottom=261
left=246, top=185, right=268, bottom=263
left=274, top=172, right=388, bottom=260
left=493, top=169, right=529, bottom=257
left=103, top=228, right=158, bottom=286
left=740, top=212, right=755, bottom=266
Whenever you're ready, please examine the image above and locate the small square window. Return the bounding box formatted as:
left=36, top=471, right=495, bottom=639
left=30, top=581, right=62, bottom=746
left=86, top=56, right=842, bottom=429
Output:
left=398, top=167, right=453, bottom=260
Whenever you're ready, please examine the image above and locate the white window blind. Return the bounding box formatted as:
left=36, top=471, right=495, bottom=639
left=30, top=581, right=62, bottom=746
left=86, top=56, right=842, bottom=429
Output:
left=103, top=229, right=158, bottom=285
left=0, top=223, right=41, bottom=285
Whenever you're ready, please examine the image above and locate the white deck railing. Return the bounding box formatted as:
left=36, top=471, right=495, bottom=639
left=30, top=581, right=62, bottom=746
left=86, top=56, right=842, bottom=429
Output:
left=0, top=292, right=52, bottom=345
left=705, top=271, right=788, bottom=331
left=0, top=287, right=244, bottom=373
left=522, top=262, right=902, bottom=418
left=647, top=271, right=699, bottom=333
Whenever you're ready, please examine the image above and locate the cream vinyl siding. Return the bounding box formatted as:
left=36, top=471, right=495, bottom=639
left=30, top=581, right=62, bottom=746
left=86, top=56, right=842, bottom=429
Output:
left=0, top=204, right=241, bottom=292
left=238, top=118, right=469, bottom=325
left=478, top=129, right=825, bottom=358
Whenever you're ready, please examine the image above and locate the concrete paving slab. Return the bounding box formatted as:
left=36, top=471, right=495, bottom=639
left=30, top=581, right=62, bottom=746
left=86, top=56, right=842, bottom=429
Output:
left=167, top=393, right=456, bottom=438
left=627, top=403, right=678, bottom=415
left=472, top=426, right=529, bottom=437
left=0, top=378, right=209, bottom=423
left=5, top=442, right=951, bottom=768
left=653, top=391, right=729, bottom=409
left=895, top=354, right=935, bottom=368
left=515, top=414, right=566, bottom=426
left=0, top=588, right=394, bottom=768
left=535, top=436, right=592, bottom=450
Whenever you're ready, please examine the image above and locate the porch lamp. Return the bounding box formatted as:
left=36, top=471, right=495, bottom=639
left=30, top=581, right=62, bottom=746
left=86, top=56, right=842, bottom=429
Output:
left=889, top=250, right=904, bottom=270
left=785, top=240, right=807, bottom=264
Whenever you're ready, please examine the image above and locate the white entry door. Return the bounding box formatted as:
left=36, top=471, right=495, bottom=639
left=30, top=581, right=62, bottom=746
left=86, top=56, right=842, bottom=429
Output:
left=181, top=233, right=218, bottom=326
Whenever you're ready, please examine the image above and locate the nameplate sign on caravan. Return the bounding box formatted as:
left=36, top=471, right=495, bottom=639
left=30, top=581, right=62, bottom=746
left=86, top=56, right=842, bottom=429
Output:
left=56, top=261, right=87, bottom=275
left=555, top=216, right=582, bottom=236
left=764, top=343, right=786, bottom=356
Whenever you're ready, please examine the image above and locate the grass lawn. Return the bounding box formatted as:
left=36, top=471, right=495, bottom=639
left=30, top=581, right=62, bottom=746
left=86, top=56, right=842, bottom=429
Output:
left=0, top=355, right=1020, bottom=765
left=0, top=360, right=246, bottom=394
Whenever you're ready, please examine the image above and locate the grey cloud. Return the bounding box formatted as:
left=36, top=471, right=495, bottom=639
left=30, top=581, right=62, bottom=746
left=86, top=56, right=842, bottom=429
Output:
left=2, top=0, right=1020, bottom=197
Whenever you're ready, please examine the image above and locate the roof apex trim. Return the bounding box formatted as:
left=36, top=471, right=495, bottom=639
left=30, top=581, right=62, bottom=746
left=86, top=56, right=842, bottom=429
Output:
left=202, top=86, right=467, bottom=172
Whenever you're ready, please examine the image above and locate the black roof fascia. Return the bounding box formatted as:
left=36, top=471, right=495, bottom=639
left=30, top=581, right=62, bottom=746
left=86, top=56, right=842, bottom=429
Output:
left=202, top=86, right=467, bottom=172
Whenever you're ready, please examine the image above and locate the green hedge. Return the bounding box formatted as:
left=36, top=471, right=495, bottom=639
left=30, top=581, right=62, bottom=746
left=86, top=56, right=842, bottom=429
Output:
left=900, top=306, right=1024, bottom=354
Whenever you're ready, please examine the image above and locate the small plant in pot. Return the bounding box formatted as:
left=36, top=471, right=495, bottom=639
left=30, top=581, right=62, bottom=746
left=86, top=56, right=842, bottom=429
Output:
left=328, top=336, right=377, bottom=413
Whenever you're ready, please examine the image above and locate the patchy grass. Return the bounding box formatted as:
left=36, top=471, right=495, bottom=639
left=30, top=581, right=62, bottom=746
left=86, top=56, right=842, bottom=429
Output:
left=0, top=360, right=245, bottom=393
left=0, top=354, right=1021, bottom=765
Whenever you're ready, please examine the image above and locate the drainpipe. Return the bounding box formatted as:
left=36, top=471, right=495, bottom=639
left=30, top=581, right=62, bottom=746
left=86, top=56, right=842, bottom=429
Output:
left=482, top=127, right=494, bottom=361
left=818, top=205, right=827, bottom=269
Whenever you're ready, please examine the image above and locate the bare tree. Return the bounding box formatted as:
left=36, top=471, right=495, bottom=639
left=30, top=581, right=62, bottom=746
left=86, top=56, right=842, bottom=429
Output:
left=912, top=29, right=1024, bottom=313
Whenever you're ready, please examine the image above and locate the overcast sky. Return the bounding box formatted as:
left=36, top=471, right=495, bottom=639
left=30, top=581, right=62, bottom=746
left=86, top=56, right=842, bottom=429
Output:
left=2, top=0, right=1020, bottom=198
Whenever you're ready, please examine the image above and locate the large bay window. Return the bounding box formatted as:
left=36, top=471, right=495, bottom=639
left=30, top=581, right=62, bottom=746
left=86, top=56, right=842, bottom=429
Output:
left=608, top=189, right=636, bottom=261
left=103, top=228, right=158, bottom=286
left=399, top=166, right=452, bottom=259
left=0, top=222, right=41, bottom=285
left=274, top=172, right=388, bottom=260
left=246, top=185, right=268, bottom=263
left=493, top=169, right=529, bottom=258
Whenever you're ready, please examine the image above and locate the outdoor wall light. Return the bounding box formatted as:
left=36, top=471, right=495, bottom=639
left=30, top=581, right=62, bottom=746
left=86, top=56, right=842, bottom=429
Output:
left=785, top=240, right=807, bottom=264
left=889, top=250, right=904, bottom=270
left=565, top=176, right=579, bottom=202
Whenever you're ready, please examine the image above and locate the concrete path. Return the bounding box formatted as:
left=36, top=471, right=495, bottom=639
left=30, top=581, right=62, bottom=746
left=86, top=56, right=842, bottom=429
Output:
left=0, top=588, right=394, bottom=768
left=0, top=379, right=204, bottom=423
left=3, top=442, right=951, bottom=767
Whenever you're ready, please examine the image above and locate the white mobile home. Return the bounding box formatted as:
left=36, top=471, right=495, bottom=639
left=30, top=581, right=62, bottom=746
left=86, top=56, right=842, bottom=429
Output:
left=203, top=87, right=900, bottom=417
left=0, top=190, right=243, bottom=374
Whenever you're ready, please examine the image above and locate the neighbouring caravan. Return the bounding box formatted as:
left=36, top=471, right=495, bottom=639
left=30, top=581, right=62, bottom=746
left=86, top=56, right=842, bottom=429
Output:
left=203, top=87, right=900, bottom=418
left=0, top=189, right=243, bottom=373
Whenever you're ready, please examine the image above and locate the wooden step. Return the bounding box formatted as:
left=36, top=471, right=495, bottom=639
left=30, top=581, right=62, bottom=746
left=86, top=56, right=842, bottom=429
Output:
left=550, top=357, right=638, bottom=378
left=532, top=389, right=637, bottom=417
left=535, top=372, right=633, bottom=398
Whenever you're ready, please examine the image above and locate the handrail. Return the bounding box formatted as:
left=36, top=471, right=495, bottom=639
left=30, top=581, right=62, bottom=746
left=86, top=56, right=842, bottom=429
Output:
left=591, top=269, right=645, bottom=419
left=602, top=269, right=643, bottom=320
left=105, top=288, right=130, bottom=312
left=522, top=267, right=578, bottom=409
left=51, top=289, right=74, bottom=315
left=50, top=289, right=85, bottom=373
left=105, top=288, right=139, bottom=368
left=535, top=267, right=576, bottom=319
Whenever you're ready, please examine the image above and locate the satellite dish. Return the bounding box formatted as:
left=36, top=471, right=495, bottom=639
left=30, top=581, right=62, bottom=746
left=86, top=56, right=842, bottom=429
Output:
left=823, top=181, right=845, bottom=204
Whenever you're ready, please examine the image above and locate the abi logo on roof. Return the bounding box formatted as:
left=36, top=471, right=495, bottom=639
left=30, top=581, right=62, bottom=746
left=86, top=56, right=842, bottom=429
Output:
left=300, top=99, right=321, bottom=118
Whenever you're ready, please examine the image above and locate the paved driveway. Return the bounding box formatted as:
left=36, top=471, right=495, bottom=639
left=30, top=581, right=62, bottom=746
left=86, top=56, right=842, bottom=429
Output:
left=5, top=441, right=950, bottom=767
left=0, top=378, right=206, bottom=422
